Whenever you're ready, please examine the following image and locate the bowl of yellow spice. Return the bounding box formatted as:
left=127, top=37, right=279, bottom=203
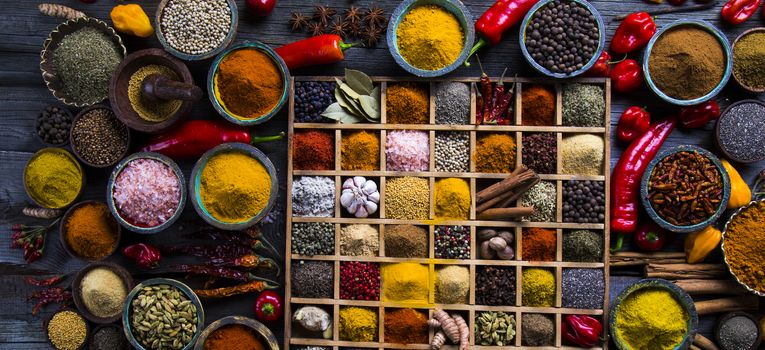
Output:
left=387, top=0, right=474, bottom=77
left=190, top=142, right=278, bottom=230
left=610, top=278, right=698, bottom=350
left=24, top=147, right=85, bottom=210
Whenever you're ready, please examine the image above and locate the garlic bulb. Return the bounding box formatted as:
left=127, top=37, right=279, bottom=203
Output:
left=340, top=176, right=379, bottom=218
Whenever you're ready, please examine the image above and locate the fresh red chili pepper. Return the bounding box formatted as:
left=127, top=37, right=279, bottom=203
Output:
left=465, top=0, right=541, bottom=65
left=611, top=116, right=677, bottom=238
left=611, top=59, right=643, bottom=93
left=122, top=243, right=161, bottom=269
left=585, top=51, right=611, bottom=77
left=633, top=221, right=667, bottom=251
left=140, top=120, right=284, bottom=160
left=616, top=106, right=651, bottom=144
left=721, top=0, right=762, bottom=24
left=254, top=290, right=283, bottom=322
left=610, top=12, right=656, bottom=54
left=678, top=100, right=721, bottom=129
left=275, top=34, right=355, bottom=70
left=562, top=315, right=602, bottom=347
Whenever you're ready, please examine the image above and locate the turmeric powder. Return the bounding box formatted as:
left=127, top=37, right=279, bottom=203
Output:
left=434, top=178, right=470, bottom=219
left=64, top=202, right=119, bottom=260
left=396, top=5, right=465, bottom=71
left=475, top=134, right=517, bottom=173
left=723, top=200, right=765, bottom=293
left=200, top=151, right=272, bottom=223
left=341, top=130, right=379, bottom=170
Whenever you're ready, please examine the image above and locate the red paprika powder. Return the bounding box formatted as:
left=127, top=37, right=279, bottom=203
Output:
left=384, top=308, right=429, bottom=344
left=522, top=228, right=557, bottom=261
left=203, top=324, right=265, bottom=350
left=521, top=85, right=555, bottom=126
left=292, top=130, right=334, bottom=170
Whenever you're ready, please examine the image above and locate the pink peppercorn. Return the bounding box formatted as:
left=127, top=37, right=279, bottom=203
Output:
left=340, top=261, right=380, bottom=300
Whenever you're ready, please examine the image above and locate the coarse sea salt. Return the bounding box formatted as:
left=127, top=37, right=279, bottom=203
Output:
left=386, top=130, right=429, bottom=172
left=112, top=158, right=180, bottom=227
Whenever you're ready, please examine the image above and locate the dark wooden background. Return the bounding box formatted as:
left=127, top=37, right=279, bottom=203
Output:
left=1, top=0, right=763, bottom=348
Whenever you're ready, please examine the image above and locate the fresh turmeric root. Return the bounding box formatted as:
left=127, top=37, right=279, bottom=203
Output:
left=38, top=3, right=86, bottom=20
left=431, top=331, right=447, bottom=350
left=452, top=314, right=471, bottom=350
left=433, top=309, right=460, bottom=343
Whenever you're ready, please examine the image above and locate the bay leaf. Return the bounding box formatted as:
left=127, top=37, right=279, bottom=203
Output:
left=321, top=103, right=362, bottom=123
left=370, top=86, right=381, bottom=103
left=359, top=95, right=380, bottom=120
left=339, top=82, right=361, bottom=100
left=335, top=87, right=366, bottom=118
left=345, top=69, right=374, bottom=95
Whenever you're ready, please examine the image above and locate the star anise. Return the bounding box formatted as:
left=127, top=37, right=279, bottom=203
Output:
left=347, top=22, right=363, bottom=38
left=362, top=26, right=383, bottom=47
left=289, top=12, right=310, bottom=32
left=330, top=18, right=349, bottom=37
left=363, top=6, right=387, bottom=30
left=313, top=6, right=337, bottom=26
left=308, top=22, right=325, bottom=37
left=344, top=6, right=363, bottom=25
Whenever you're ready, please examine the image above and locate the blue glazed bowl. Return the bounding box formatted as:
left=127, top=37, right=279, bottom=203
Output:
left=207, top=41, right=290, bottom=126
left=107, top=152, right=187, bottom=234
left=519, top=0, right=606, bottom=78
left=640, top=145, right=730, bottom=233
left=610, top=278, right=698, bottom=350
left=643, top=20, right=732, bottom=106
left=122, top=278, right=205, bottom=350
left=155, top=0, right=238, bottom=61
left=189, top=143, right=278, bottom=230
left=386, top=0, right=475, bottom=77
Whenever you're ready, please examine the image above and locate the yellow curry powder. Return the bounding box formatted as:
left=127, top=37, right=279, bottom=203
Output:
left=381, top=262, right=429, bottom=303
left=615, top=288, right=688, bottom=350
left=339, top=306, right=378, bottom=342
left=200, top=151, right=271, bottom=223
left=475, top=133, right=517, bottom=173
left=434, top=178, right=470, bottom=219
left=723, top=201, right=765, bottom=293
left=396, top=5, right=465, bottom=71
left=24, top=150, right=82, bottom=208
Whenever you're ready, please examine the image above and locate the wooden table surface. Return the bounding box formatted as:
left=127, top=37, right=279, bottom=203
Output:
left=1, top=0, right=763, bottom=348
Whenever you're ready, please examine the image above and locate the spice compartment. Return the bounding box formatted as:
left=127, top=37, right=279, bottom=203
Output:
left=286, top=76, right=612, bottom=350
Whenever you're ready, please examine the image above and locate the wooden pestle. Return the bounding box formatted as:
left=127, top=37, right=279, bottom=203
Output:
left=141, top=74, right=202, bottom=103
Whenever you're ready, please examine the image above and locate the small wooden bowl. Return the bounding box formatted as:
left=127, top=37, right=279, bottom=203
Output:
left=71, top=262, right=134, bottom=324
left=155, top=0, right=238, bottom=61
left=44, top=308, right=90, bottom=350
left=88, top=324, right=130, bottom=350
left=109, top=49, right=195, bottom=134
left=731, top=28, right=765, bottom=94
left=194, top=316, right=279, bottom=350
left=23, top=147, right=85, bottom=209
left=70, top=105, right=131, bottom=168
left=714, top=312, right=762, bottom=350
left=59, top=201, right=121, bottom=262
left=40, top=17, right=126, bottom=107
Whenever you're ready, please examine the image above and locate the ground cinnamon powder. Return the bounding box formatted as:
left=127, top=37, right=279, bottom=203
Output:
left=648, top=26, right=725, bottom=100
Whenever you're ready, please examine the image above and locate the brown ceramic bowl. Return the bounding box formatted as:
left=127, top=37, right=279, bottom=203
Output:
left=23, top=147, right=85, bottom=210
left=59, top=201, right=121, bottom=262
left=44, top=308, right=90, bottom=350
left=71, top=262, right=134, bottom=324
left=109, top=48, right=196, bottom=134
left=732, top=28, right=765, bottom=94
left=194, top=316, right=279, bottom=350
left=88, top=324, right=130, bottom=350
left=70, top=105, right=131, bottom=168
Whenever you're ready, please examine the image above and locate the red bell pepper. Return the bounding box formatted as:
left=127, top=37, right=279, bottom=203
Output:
left=721, top=0, right=762, bottom=25
left=122, top=243, right=161, bottom=269
left=678, top=100, right=721, bottom=129
left=140, top=120, right=284, bottom=160
left=610, top=59, right=643, bottom=93
left=616, top=106, right=651, bottom=144
left=611, top=12, right=656, bottom=54
left=633, top=221, right=667, bottom=251
left=585, top=51, right=611, bottom=77
left=465, top=0, right=541, bottom=65
left=253, top=290, right=283, bottom=322
left=275, top=34, right=355, bottom=70
left=611, top=117, right=677, bottom=237
left=563, top=315, right=602, bottom=347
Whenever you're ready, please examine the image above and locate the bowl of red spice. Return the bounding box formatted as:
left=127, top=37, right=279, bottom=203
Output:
left=207, top=41, right=289, bottom=126
left=194, top=316, right=278, bottom=350
left=640, top=145, right=730, bottom=233
left=60, top=200, right=121, bottom=262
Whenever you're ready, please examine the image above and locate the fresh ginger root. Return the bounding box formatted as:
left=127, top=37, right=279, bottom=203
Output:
left=38, top=3, right=86, bottom=20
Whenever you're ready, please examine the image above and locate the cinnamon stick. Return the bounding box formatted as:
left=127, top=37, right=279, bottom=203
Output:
left=476, top=166, right=533, bottom=204
left=498, top=177, right=540, bottom=208
left=692, top=334, right=719, bottom=350
left=476, top=187, right=517, bottom=213
left=695, top=295, right=759, bottom=315
left=478, top=207, right=534, bottom=220
left=610, top=251, right=686, bottom=267
left=673, top=280, right=748, bottom=295
left=645, top=263, right=728, bottom=280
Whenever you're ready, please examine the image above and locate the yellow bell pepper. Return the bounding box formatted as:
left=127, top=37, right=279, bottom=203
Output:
left=110, top=4, right=153, bottom=38
left=722, top=159, right=751, bottom=209
left=684, top=226, right=722, bottom=264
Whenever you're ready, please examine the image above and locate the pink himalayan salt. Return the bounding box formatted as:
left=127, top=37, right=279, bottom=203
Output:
left=112, top=158, right=180, bottom=227
left=385, top=130, right=429, bottom=171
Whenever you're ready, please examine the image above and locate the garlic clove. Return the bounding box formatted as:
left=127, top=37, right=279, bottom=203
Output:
left=361, top=180, right=377, bottom=195
left=363, top=201, right=378, bottom=215
left=355, top=206, right=368, bottom=218
left=348, top=198, right=363, bottom=214
left=367, top=191, right=380, bottom=203
left=353, top=176, right=366, bottom=188
left=340, top=191, right=355, bottom=207
left=343, top=178, right=356, bottom=190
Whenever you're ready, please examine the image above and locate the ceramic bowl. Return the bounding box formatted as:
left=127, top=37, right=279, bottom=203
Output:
left=40, top=17, right=126, bottom=107
left=155, top=0, right=238, bottom=61
left=519, top=0, right=606, bottom=78
left=88, top=324, right=130, bottom=350
left=190, top=143, right=278, bottom=230
left=70, top=105, right=131, bottom=168
left=714, top=312, right=762, bottom=350
left=122, top=278, right=205, bottom=350
left=731, top=28, right=765, bottom=94
left=194, top=316, right=279, bottom=350
left=35, top=105, right=73, bottom=147
left=610, top=278, right=698, bottom=350
left=643, top=20, right=732, bottom=106
left=722, top=198, right=765, bottom=296
left=386, top=0, right=475, bottom=77
left=45, top=308, right=90, bottom=350
left=23, top=147, right=85, bottom=209
left=207, top=41, right=290, bottom=126
left=106, top=152, right=186, bottom=234
left=60, top=201, right=121, bottom=262
left=715, top=99, right=765, bottom=164
left=71, top=262, right=134, bottom=324
left=640, top=145, right=730, bottom=233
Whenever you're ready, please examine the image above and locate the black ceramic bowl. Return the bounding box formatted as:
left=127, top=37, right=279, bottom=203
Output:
left=88, top=324, right=130, bottom=350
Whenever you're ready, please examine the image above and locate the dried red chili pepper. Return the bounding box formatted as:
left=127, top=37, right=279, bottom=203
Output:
left=25, top=275, right=65, bottom=287
left=610, top=59, right=643, bottom=93
left=122, top=243, right=161, bottom=269
left=28, top=287, right=72, bottom=316
left=186, top=229, right=280, bottom=257
left=275, top=34, right=356, bottom=70
left=465, top=0, right=541, bottom=65
left=668, top=0, right=688, bottom=4
left=11, top=219, right=59, bottom=263
left=210, top=255, right=281, bottom=275
left=584, top=51, right=612, bottom=77
left=721, top=0, right=762, bottom=25
left=171, top=264, right=279, bottom=284
left=610, top=12, right=656, bottom=54
left=195, top=280, right=278, bottom=299
left=616, top=106, right=651, bottom=144
left=161, top=244, right=253, bottom=260
left=678, top=100, right=721, bottom=129
left=477, top=58, right=493, bottom=125
left=562, top=315, right=602, bottom=347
